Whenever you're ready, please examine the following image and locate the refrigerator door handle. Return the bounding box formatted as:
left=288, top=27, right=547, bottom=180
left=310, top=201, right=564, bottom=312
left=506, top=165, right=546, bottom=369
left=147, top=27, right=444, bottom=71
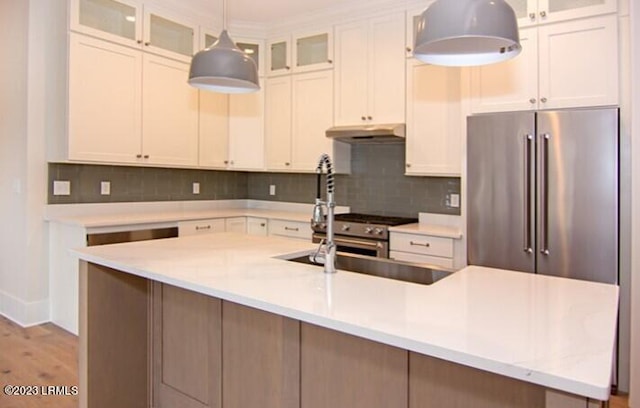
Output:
left=523, top=134, right=533, bottom=253
left=539, top=133, right=550, bottom=256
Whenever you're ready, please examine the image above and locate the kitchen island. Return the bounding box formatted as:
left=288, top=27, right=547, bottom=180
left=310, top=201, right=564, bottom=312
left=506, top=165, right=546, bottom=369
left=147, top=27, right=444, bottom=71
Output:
left=73, top=233, right=618, bottom=408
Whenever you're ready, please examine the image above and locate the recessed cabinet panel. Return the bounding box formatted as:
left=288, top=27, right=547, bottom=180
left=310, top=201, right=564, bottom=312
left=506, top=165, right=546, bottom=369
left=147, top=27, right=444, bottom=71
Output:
left=199, top=91, right=229, bottom=168
left=265, top=76, right=293, bottom=170
left=71, top=0, right=141, bottom=47
left=334, top=21, right=369, bottom=126
left=291, top=71, right=334, bottom=171
left=470, top=27, right=538, bottom=113
left=142, top=55, right=198, bottom=166
left=538, top=15, right=618, bottom=109
left=228, top=84, right=265, bottom=170
left=68, top=33, right=142, bottom=163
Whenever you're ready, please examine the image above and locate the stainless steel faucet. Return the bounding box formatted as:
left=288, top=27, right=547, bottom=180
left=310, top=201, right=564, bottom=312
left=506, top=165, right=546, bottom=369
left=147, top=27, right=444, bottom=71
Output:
left=312, top=154, right=336, bottom=274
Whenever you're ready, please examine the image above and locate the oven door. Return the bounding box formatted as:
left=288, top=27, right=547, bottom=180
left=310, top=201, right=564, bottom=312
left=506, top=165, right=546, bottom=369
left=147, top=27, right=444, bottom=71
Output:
left=312, top=233, right=388, bottom=258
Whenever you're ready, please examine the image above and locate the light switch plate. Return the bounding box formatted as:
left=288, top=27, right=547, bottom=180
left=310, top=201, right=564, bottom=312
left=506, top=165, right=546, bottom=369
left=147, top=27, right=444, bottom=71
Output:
left=449, top=194, right=460, bottom=208
left=192, top=182, right=200, bottom=195
left=53, top=180, right=71, bottom=196
left=100, top=181, right=111, bottom=195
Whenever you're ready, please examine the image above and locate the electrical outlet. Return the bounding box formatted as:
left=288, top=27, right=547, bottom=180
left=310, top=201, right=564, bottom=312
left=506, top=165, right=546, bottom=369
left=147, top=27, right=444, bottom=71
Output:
left=100, top=181, right=111, bottom=195
left=192, top=182, right=200, bottom=195
left=53, top=180, right=71, bottom=196
left=269, top=185, right=276, bottom=196
left=450, top=193, right=460, bottom=208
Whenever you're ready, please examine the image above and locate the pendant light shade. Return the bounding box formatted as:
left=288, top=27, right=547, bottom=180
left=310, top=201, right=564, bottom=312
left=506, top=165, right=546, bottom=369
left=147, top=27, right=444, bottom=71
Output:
left=188, top=0, right=260, bottom=93
left=413, top=0, right=521, bottom=67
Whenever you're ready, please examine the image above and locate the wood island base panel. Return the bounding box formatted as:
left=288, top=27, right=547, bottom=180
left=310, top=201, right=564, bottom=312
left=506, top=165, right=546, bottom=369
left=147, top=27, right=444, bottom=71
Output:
left=79, top=262, right=608, bottom=408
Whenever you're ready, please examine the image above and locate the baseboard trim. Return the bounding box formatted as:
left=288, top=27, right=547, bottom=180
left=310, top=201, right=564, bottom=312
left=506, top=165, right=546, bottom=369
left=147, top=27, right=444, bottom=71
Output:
left=0, top=289, right=49, bottom=328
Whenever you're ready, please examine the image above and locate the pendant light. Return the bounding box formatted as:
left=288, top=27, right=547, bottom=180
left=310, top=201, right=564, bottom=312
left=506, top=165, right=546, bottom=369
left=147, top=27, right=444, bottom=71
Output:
left=188, top=0, right=260, bottom=93
left=413, top=0, right=521, bottom=67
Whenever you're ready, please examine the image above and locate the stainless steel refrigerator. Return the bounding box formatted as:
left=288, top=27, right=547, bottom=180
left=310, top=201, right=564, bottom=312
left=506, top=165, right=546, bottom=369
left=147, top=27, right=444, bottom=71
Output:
left=467, top=108, right=619, bottom=285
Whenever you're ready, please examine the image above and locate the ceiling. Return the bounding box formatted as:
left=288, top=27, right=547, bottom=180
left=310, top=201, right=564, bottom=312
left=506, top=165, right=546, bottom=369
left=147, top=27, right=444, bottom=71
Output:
left=227, top=0, right=349, bottom=23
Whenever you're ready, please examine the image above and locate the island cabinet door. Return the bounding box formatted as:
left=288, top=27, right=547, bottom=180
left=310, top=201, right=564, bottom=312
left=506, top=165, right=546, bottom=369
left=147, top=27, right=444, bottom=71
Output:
left=409, top=352, right=546, bottom=408
left=300, top=323, right=408, bottom=408
left=152, top=283, right=222, bottom=408
left=222, top=301, right=300, bottom=408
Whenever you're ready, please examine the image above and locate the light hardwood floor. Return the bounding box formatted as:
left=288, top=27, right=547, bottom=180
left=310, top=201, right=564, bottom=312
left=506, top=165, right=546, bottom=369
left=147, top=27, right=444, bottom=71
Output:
left=0, top=315, right=631, bottom=408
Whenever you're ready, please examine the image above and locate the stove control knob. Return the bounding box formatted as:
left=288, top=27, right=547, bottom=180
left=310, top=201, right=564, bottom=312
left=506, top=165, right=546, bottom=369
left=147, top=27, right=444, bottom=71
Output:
left=364, top=227, right=374, bottom=234
left=374, top=228, right=384, bottom=235
left=342, top=224, right=350, bottom=232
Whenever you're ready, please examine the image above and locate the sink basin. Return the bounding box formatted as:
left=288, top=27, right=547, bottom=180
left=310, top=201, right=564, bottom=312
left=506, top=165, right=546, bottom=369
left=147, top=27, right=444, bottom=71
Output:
left=284, top=252, right=451, bottom=285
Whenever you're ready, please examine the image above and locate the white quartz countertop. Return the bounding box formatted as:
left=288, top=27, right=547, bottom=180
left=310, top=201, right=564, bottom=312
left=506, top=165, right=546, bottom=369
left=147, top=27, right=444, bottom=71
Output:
left=73, top=233, right=618, bottom=401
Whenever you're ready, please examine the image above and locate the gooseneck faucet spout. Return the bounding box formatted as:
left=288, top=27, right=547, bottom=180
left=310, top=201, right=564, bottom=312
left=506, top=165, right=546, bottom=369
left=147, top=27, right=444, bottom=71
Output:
left=312, top=154, right=336, bottom=274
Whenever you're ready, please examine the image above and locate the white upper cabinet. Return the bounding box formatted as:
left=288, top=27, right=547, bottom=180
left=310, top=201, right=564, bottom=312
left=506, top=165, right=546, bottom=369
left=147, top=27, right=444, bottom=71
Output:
left=334, top=12, right=406, bottom=126
left=199, top=91, right=229, bottom=169
left=70, top=0, right=142, bottom=48
left=265, top=76, right=293, bottom=170
left=228, top=82, right=266, bottom=171
left=71, top=0, right=198, bottom=62
left=506, top=0, right=616, bottom=26
left=68, top=33, right=142, bottom=163
left=267, top=29, right=333, bottom=76
left=471, top=14, right=618, bottom=112
left=233, top=36, right=265, bottom=77
left=406, top=60, right=462, bottom=176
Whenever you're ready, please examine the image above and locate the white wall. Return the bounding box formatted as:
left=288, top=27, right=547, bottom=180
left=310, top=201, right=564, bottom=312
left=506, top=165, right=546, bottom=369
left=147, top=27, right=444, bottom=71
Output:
left=0, top=0, right=53, bottom=326
left=631, top=0, right=640, bottom=405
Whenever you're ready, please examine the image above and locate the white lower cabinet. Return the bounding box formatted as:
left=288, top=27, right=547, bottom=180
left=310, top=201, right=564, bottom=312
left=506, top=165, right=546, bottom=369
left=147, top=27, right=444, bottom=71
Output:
left=225, top=217, right=247, bottom=233
left=389, top=232, right=455, bottom=269
left=247, top=217, right=269, bottom=236
left=268, top=219, right=312, bottom=240
left=405, top=60, right=462, bottom=176
left=178, top=219, right=226, bottom=237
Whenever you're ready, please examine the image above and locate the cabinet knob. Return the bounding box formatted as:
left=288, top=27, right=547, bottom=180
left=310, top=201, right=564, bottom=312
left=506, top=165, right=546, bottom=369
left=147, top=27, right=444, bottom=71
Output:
left=327, top=59, right=333, bottom=64
left=406, top=163, right=412, bottom=168
left=406, top=46, right=412, bottom=52
left=540, top=11, right=547, bottom=18
left=367, top=116, right=372, bottom=120
left=529, top=12, right=536, bottom=20
left=136, top=154, right=143, bottom=159
left=230, top=160, right=234, bottom=165
left=285, top=66, right=291, bottom=70
left=144, top=42, right=151, bottom=46
left=260, top=223, right=266, bottom=227
left=529, top=98, right=536, bottom=104
left=285, top=162, right=290, bottom=166
left=361, top=116, right=366, bottom=121
left=143, top=155, right=149, bottom=159
left=540, top=97, right=548, bottom=103
left=137, top=40, right=143, bottom=44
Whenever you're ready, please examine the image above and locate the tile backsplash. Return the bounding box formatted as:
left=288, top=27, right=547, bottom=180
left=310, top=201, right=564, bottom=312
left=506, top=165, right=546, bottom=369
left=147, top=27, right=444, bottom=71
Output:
left=48, top=145, right=461, bottom=216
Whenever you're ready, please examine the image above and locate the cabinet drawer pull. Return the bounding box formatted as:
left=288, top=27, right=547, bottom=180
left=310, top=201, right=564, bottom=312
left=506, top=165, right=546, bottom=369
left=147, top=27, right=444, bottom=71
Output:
left=284, top=227, right=299, bottom=232
left=410, top=241, right=430, bottom=248
left=195, top=225, right=212, bottom=231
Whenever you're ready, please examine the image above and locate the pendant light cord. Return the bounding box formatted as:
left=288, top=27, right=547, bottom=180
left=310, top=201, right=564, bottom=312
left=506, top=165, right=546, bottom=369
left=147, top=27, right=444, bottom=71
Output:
left=222, top=0, right=228, bottom=31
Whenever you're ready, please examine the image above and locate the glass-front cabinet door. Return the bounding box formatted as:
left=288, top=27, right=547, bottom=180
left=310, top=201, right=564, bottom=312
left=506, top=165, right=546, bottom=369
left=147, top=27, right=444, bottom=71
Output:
left=143, top=6, right=197, bottom=62
left=70, top=0, right=142, bottom=47
left=505, top=0, right=616, bottom=26
left=233, top=37, right=265, bottom=77
left=293, top=29, right=333, bottom=73
left=267, top=37, right=291, bottom=76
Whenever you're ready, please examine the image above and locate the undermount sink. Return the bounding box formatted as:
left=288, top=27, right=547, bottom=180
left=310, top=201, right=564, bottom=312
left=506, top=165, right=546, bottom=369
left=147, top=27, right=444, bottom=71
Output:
left=283, top=252, right=451, bottom=286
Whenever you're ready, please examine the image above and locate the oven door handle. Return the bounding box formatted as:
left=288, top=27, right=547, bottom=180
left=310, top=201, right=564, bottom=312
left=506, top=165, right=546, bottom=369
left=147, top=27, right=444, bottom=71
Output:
left=332, top=236, right=383, bottom=250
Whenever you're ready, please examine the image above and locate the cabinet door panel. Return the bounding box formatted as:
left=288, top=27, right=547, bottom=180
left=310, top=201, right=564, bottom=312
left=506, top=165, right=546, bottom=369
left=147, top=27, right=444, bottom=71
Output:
left=228, top=84, right=265, bottom=170
left=470, top=27, right=538, bottom=113
left=292, top=71, right=334, bottom=171
left=406, top=62, right=461, bottom=176
left=142, top=55, right=198, bottom=166
left=68, top=33, right=142, bottom=163
left=70, top=0, right=142, bottom=47
left=199, top=91, right=230, bottom=168
left=153, top=283, right=221, bottom=408
left=143, top=6, right=196, bottom=63
left=334, top=21, right=368, bottom=125
left=265, top=76, right=293, bottom=170
left=538, top=15, right=618, bottom=109
left=368, top=12, right=406, bottom=124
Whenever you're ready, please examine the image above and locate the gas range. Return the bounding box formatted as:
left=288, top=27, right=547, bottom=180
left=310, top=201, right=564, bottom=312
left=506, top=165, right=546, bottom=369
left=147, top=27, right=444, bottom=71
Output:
left=311, top=213, right=418, bottom=257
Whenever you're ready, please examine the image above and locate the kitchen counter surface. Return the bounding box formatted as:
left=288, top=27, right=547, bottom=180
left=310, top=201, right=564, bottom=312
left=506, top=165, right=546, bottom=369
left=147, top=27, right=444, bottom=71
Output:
left=73, top=233, right=618, bottom=401
left=389, top=222, right=463, bottom=239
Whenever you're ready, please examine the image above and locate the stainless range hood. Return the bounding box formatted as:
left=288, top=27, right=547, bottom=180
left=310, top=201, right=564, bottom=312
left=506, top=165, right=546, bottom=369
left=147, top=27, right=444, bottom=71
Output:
left=326, top=123, right=405, bottom=144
